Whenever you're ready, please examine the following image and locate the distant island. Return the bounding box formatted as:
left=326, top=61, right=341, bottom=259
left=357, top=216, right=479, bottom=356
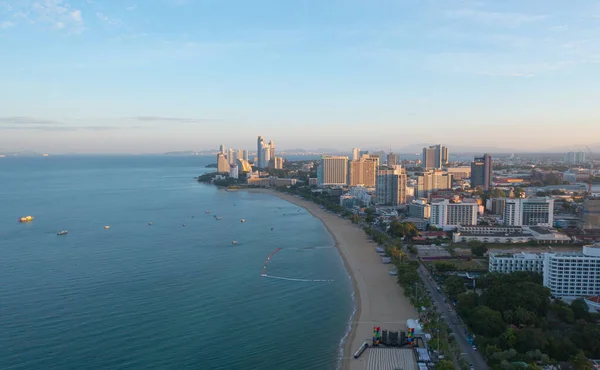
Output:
left=205, top=163, right=217, bottom=168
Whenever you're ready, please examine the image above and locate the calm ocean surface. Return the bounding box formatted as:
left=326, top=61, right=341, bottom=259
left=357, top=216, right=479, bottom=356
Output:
left=0, top=155, right=354, bottom=370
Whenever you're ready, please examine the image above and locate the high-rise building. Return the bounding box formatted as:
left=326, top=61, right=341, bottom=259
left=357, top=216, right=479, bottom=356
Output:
left=422, top=144, right=447, bottom=169
left=237, top=149, right=244, bottom=160
left=229, top=164, right=239, bottom=179
left=504, top=197, right=554, bottom=227
left=375, top=166, right=407, bottom=206
left=348, top=155, right=378, bottom=187
left=352, top=148, right=360, bottom=161
left=408, top=198, right=431, bottom=219
left=219, top=144, right=226, bottom=154
left=416, top=170, right=453, bottom=198
left=274, top=157, right=284, bottom=170
left=566, top=151, right=586, bottom=164
left=387, top=152, right=397, bottom=167
left=470, top=154, right=492, bottom=191
left=268, top=141, right=275, bottom=160
left=243, top=150, right=249, bottom=161
left=317, top=155, right=348, bottom=186
left=257, top=136, right=265, bottom=168
left=543, top=244, right=600, bottom=299
left=217, top=153, right=229, bottom=173
left=430, top=198, right=478, bottom=228
left=228, top=148, right=235, bottom=165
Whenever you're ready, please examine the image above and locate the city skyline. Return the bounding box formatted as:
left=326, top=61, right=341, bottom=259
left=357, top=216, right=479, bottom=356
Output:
left=1, top=1, right=600, bottom=153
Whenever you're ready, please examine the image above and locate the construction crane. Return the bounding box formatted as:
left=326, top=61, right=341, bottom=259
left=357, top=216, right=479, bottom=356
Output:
left=585, top=145, right=595, bottom=196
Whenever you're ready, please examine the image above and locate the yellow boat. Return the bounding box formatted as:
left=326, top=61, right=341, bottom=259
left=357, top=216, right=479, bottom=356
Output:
left=18, top=216, right=34, bottom=223
left=104, top=225, right=110, bottom=229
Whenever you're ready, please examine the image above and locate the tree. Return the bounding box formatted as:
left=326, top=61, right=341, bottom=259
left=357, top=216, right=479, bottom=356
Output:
left=435, top=360, right=455, bottom=370
left=444, top=275, right=466, bottom=298
left=491, top=188, right=506, bottom=198
left=570, top=350, right=592, bottom=370
left=471, top=244, right=488, bottom=257
left=514, top=187, right=525, bottom=198
left=571, top=298, right=591, bottom=322
left=434, top=261, right=456, bottom=273
left=365, top=214, right=375, bottom=224
left=469, top=306, right=506, bottom=337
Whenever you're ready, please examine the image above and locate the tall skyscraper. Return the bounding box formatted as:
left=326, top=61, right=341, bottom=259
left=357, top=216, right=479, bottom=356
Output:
left=352, top=148, right=360, bottom=161
left=317, top=155, right=348, bottom=186
left=387, top=151, right=397, bottom=167
left=228, top=148, right=235, bottom=165
left=243, top=150, right=249, bottom=161
left=216, top=153, right=229, bottom=173
left=348, top=155, right=378, bottom=187
left=422, top=144, right=447, bottom=169
left=257, top=136, right=265, bottom=168
left=268, top=140, right=275, bottom=160
left=375, top=166, right=407, bottom=206
left=470, top=154, right=492, bottom=191
left=237, top=149, right=244, bottom=160
left=219, top=144, right=226, bottom=154
left=566, top=151, right=586, bottom=164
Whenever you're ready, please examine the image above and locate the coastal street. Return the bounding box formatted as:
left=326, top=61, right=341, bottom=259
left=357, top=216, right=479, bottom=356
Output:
left=417, top=265, right=488, bottom=370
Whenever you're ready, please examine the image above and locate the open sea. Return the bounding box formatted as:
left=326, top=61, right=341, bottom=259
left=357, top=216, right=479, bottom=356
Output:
left=0, top=155, right=354, bottom=370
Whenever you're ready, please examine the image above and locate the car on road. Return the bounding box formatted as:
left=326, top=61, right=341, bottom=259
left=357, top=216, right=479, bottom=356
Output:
left=472, top=345, right=477, bottom=351
left=469, top=364, right=474, bottom=370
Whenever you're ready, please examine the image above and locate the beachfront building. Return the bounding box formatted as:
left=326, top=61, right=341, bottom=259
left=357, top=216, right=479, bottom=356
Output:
left=217, top=153, right=230, bottom=173
left=317, top=155, right=348, bottom=186
left=489, top=252, right=545, bottom=274
left=430, top=198, right=478, bottom=229
left=375, top=166, right=407, bottom=206
left=543, top=244, right=600, bottom=299
left=348, top=154, right=378, bottom=187
left=504, top=197, right=554, bottom=227
left=415, top=170, right=453, bottom=198
left=229, top=164, right=239, bottom=179
left=453, top=225, right=571, bottom=244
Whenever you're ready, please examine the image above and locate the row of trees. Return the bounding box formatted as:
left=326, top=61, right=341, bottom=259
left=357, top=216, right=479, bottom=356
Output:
left=453, top=272, right=600, bottom=368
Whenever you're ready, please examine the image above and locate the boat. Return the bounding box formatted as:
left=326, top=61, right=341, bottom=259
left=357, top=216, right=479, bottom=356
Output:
left=205, top=210, right=210, bottom=214
left=241, top=219, right=246, bottom=223
left=232, top=240, right=238, bottom=245
left=215, top=216, right=222, bottom=220
left=182, top=224, right=187, bottom=227
left=148, top=222, right=152, bottom=225
left=57, top=230, right=68, bottom=235
left=18, top=215, right=34, bottom=223
left=104, top=225, right=110, bottom=229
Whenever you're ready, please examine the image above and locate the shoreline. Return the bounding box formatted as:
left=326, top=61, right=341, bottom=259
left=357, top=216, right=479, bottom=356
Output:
left=247, top=189, right=416, bottom=370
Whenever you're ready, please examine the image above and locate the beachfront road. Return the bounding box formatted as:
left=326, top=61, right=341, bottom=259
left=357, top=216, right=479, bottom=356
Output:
left=417, top=265, right=488, bottom=370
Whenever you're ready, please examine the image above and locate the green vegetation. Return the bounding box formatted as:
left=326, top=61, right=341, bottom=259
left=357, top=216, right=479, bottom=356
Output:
left=389, top=221, right=419, bottom=239
left=455, top=272, right=600, bottom=368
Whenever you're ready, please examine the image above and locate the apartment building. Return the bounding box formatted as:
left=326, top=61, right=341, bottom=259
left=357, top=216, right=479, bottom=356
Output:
left=430, top=198, right=478, bottom=229
left=543, top=244, right=600, bottom=299
left=317, top=155, right=348, bottom=186
left=504, top=197, right=554, bottom=227
left=489, top=252, right=545, bottom=274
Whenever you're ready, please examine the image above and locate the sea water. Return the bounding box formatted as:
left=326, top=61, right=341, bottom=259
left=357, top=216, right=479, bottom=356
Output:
left=0, top=155, right=354, bottom=370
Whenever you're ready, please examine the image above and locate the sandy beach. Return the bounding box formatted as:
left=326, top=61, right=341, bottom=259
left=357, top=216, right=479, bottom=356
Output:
left=250, top=189, right=417, bottom=370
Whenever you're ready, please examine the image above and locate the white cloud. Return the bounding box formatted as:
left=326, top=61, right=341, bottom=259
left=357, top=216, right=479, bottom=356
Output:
left=126, top=5, right=136, bottom=11
left=0, top=21, right=15, bottom=29
left=96, top=12, right=122, bottom=27
left=4, top=0, right=84, bottom=33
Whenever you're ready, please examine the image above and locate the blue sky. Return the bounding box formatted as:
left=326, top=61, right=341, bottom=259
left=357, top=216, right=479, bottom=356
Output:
left=1, top=0, right=599, bottom=153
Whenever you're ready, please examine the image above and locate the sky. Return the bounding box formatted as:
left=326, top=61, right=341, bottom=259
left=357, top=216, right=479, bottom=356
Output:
left=1, top=0, right=599, bottom=154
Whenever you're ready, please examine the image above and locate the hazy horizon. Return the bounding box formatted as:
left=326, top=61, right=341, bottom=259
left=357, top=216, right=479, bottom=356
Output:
left=1, top=0, right=599, bottom=153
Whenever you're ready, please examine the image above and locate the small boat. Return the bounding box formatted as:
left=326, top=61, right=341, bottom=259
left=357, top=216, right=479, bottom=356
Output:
left=57, top=230, right=68, bottom=235
left=215, top=216, right=222, bottom=220
left=18, top=216, right=34, bottom=223
left=148, top=222, right=152, bottom=225
left=205, top=210, right=210, bottom=214
left=182, top=224, right=187, bottom=227
left=232, top=240, right=238, bottom=245
left=104, top=225, right=110, bottom=229
left=241, top=219, right=246, bottom=223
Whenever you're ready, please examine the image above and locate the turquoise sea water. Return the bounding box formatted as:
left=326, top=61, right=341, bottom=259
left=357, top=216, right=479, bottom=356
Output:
left=0, top=156, right=354, bottom=370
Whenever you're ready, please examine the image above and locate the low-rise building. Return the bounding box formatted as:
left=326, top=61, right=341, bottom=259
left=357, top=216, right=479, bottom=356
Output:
left=489, top=252, right=545, bottom=274
left=453, top=225, right=571, bottom=244
left=247, top=177, right=297, bottom=187
left=408, top=198, right=431, bottom=219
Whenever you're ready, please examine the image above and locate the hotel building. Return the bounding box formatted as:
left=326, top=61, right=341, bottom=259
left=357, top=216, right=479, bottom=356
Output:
left=317, top=155, right=348, bottom=186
